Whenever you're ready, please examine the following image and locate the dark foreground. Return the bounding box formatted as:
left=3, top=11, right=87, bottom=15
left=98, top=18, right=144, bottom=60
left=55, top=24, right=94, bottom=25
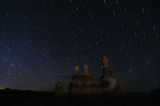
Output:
left=0, top=89, right=160, bottom=106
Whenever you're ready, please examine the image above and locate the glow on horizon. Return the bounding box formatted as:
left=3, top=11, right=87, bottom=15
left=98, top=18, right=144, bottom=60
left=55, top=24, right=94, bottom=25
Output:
left=0, top=86, right=6, bottom=90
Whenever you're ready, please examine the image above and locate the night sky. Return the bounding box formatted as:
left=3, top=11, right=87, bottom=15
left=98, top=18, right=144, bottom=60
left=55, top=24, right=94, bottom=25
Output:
left=0, top=0, right=159, bottom=92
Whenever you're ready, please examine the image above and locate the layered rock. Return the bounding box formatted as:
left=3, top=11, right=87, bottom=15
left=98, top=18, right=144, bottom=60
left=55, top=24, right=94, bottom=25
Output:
left=69, top=64, right=101, bottom=94
left=101, top=56, right=121, bottom=95
left=68, top=56, right=121, bottom=95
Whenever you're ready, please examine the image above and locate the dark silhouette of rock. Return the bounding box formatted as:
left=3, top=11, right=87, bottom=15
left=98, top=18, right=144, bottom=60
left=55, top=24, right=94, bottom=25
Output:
left=151, top=89, right=160, bottom=95
left=55, top=82, right=63, bottom=94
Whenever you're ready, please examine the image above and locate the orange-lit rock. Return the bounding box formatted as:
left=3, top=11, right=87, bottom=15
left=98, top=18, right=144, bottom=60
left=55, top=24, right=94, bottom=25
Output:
left=101, top=56, right=121, bottom=95
left=68, top=56, right=121, bottom=95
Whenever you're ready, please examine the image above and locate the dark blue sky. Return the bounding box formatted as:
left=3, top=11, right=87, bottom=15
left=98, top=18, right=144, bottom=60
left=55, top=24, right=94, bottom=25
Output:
left=0, top=0, right=159, bottom=92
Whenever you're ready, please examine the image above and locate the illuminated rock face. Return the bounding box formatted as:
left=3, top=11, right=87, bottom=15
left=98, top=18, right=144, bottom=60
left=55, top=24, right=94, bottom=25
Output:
left=69, top=57, right=121, bottom=95
left=68, top=64, right=102, bottom=94
left=70, top=75, right=102, bottom=94
left=103, top=76, right=116, bottom=92
left=101, top=56, right=120, bottom=94
left=102, top=73, right=120, bottom=94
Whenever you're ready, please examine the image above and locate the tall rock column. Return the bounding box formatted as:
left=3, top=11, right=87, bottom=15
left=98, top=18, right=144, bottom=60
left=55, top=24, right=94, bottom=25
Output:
left=75, top=65, right=80, bottom=76
left=101, top=56, right=121, bottom=95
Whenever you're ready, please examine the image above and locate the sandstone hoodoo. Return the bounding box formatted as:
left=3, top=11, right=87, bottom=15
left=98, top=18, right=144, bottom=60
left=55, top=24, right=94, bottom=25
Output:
left=68, top=56, right=121, bottom=95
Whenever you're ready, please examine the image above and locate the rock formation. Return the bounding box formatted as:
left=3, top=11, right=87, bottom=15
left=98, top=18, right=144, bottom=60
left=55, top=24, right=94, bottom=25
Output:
left=55, top=82, right=63, bottom=94
left=69, top=64, right=101, bottom=95
left=68, top=56, right=121, bottom=95
left=101, top=56, right=121, bottom=95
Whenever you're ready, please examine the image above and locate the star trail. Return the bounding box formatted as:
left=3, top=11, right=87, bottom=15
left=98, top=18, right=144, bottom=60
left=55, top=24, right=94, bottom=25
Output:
left=0, top=0, right=159, bottom=92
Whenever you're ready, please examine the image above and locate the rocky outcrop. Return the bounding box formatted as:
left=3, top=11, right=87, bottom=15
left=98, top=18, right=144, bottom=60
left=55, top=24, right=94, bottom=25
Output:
left=101, top=56, right=121, bottom=95
left=55, top=82, right=63, bottom=94
left=68, top=56, right=121, bottom=95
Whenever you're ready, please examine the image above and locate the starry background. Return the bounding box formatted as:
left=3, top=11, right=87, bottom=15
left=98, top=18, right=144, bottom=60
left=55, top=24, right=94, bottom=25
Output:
left=0, top=0, right=159, bottom=92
